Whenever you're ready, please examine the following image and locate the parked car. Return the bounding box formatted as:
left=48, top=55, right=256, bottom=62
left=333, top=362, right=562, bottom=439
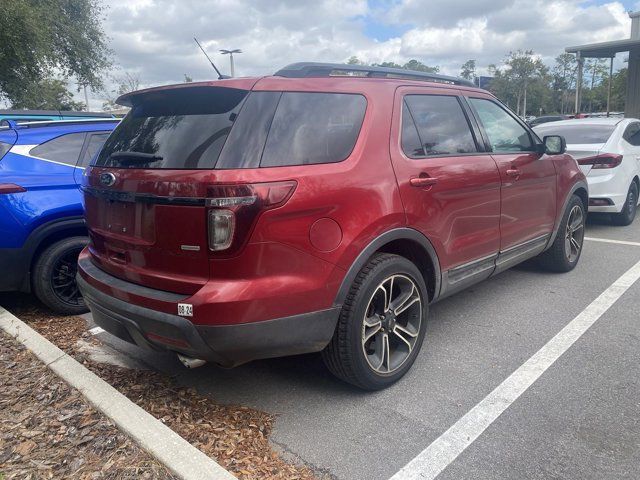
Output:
left=0, top=109, right=116, bottom=125
left=528, top=115, right=573, bottom=127
left=77, top=63, right=587, bottom=390
left=534, top=117, right=640, bottom=225
left=0, top=119, right=119, bottom=314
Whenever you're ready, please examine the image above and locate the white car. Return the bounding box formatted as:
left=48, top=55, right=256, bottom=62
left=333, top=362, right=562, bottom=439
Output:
left=534, top=118, right=640, bottom=225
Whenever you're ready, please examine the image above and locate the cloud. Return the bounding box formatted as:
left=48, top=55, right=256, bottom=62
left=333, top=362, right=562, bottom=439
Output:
left=80, top=0, right=634, bottom=109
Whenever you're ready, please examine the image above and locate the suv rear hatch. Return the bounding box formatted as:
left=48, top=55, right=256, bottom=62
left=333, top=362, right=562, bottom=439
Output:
left=84, top=80, right=367, bottom=294
left=84, top=83, right=254, bottom=294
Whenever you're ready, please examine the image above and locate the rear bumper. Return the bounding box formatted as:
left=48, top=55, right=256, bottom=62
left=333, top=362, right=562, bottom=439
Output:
left=586, top=171, right=631, bottom=213
left=77, top=261, right=340, bottom=367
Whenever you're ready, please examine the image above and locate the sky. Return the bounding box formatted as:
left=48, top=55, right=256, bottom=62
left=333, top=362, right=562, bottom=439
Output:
left=81, top=0, right=640, bottom=109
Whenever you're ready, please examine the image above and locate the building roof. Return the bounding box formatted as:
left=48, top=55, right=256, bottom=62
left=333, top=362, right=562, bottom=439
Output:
left=565, top=38, right=640, bottom=58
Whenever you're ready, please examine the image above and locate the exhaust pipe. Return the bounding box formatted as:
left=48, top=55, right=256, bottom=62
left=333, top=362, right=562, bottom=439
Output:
left=177, top=353, right=207, bottom=369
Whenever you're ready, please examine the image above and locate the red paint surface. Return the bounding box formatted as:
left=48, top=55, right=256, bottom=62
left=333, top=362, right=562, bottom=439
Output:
left=79, top=76, right=586, bottom=327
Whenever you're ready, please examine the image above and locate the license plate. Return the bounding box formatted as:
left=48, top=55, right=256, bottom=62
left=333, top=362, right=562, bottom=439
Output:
left=177, top=303, right=193, bottom=317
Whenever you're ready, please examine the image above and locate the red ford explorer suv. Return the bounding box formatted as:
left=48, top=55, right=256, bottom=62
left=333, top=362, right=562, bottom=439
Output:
left=77, top=63, right=587, bottom=390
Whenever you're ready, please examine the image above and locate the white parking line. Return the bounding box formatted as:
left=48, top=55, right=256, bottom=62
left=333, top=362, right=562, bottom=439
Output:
left=88, top=326, right=105, bottom=335
left=390, top=258, right=640, bottom=480
left=585, top=236, right=640, bottom=247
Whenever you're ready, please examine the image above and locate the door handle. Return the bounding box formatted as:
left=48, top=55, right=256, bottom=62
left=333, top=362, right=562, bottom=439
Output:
left=506, top=168, right=521, bottom=178
left=410, top=175, right=438, bottom=188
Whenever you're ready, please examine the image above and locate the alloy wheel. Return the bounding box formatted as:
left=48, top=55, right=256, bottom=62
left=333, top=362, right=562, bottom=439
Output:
left=564, top=204, right=584, bottom=263
left=361, top=274, right=422, bottom=374
left=50, top=247, right=84, bottom=306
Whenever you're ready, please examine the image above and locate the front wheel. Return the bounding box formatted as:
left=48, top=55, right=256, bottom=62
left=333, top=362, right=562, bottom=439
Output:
left=322, top=253, right=428, bottom=390
left=612, top=181, right=638, bottom=226
left=537, top=195, right=585, bottom=273
left=32, top=236, right=89, bottom=315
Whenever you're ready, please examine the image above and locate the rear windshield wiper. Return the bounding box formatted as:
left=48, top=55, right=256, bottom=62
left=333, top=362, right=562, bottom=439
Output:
left=109, top=151, right=163, bottom=166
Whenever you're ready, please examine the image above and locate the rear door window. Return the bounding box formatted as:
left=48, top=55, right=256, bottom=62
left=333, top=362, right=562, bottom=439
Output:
left=30, top=132, right=87, bottom=165
left=469, top=98, right=533, bottom=152
left=95, top=86, right=248, bottom=169
left=623, top=122, right=640, bottom=147
left=401, top=95, right=477, bottom=157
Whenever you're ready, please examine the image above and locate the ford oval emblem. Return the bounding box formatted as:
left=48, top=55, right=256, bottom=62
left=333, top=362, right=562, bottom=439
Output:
left=99, top=172, right=116, bottom=187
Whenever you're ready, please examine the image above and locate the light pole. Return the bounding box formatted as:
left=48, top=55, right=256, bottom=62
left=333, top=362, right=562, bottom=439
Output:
left=220, top=49, right=242, bottom=77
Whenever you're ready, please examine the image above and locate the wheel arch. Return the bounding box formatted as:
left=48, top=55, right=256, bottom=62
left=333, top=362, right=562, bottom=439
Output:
left=333, top=228, right=441, bottom=307
left=546, top=180, right=589, bottom=250
left=21, top=217, right=87, bottom=291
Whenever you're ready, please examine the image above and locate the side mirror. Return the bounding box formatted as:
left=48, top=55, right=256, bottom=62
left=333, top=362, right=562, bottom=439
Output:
left=543, top=135, right=566, bottom=155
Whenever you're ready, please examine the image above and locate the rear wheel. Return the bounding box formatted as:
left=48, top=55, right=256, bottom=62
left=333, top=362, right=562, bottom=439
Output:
left=612, top=181, right=638, bottom=226
left=32, top=236, right=89, bottom=315
left=322, top=253, right=428, bottom=390
left=537, top=195, right=585, bottom=273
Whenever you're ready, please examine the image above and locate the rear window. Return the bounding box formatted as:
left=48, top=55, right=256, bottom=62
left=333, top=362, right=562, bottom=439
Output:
left=96, top=87, right=366, bottom=169
left=96, top=86, right=249, bottom=169
left=534, top=124, right=615, bottom=144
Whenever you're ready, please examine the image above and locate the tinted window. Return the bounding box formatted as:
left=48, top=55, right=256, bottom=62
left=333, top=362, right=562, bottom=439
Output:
left=623, top=123, right=640, bottom=147
left=533, top=124, right=615, bottom=144
left=79, top=132, right=110, bottom=167
left=260, top=92, right=366, bottom=167
left=469, top=98, right=533, bottom=152
left=31, top=132, right=86, bottom=165
left=216, top=92, right=282, bottom=169
left=402, top=95, right=477, bottom=157
left=96, top=86, right=248, bottom=169
left=401, top=102, right=424, bottom=157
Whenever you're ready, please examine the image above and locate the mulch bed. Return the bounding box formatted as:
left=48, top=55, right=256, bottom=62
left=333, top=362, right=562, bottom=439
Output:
left=0, top=331, right=176, bottom=479
left=1, top=294, right=319, bottom=479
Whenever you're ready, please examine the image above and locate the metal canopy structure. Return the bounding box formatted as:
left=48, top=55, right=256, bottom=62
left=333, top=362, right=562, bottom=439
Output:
left=566, top=38, right=640, bottom=58
left=565, top=11, right=640, bottom=118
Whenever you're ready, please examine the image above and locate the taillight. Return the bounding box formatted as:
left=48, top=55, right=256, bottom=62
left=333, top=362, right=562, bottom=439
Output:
left=0, top=183, right=26, bottom=194
left=578, top=153, right=623, bottom=169
left=205, top=181, right=297, bottom=254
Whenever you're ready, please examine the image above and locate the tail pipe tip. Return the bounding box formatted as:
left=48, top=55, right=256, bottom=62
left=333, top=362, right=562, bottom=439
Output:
left=177, top=353, right=207, bottom=369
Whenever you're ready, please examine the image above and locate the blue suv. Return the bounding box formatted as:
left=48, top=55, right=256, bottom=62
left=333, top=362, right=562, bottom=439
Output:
left=0, top=119, right=118, bottom=314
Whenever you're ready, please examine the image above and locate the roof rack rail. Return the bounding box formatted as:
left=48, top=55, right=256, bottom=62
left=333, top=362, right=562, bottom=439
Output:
left=274, top=62, right=475, bottom=87
left=7, top=118, right=120, bottom=129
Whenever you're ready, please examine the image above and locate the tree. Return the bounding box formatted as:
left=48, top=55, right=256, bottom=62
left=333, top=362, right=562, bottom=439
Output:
left=493, top=50, right=548, bottom=116
left=583, top=58, right=609, bottom=112
left=402, top=59, right=439, bottom=73
left=551, top=53, right=577, bottom=114
left=370, top=59, right=439, bottom=72
left=0, top=0, right=111, bottom=105
left=102, top=73, right=141, bottom=111
left=460, top=60, right=477, bottom=81
left=347, top=56, right=364, bottom=65
left=373, top=61, right=403, bottom=69
left=184, top=74, right=194, bottom=83
left=10, top=79, right=85, bottom=110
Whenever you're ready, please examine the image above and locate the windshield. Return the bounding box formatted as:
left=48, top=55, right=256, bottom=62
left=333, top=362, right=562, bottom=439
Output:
left=534, top=124, right=615, bottom=144
left=95, top=86, right=248, bottom=169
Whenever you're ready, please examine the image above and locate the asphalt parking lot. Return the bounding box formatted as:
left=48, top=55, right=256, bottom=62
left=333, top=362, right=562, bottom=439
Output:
left=86, top=214, right=640, bottom=480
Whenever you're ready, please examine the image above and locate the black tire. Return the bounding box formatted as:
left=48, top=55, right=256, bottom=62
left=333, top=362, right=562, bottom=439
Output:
left=537, top=195, right=585, bottom=273
left=32, top=236, right=89, bottom=315
left=322, top=253, right=428, bottom=390
left=612, top=182, right=638, bottom=226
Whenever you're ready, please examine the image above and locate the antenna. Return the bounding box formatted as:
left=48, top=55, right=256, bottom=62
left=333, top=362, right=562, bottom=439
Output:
left=194, top=37, right=227, bottom=80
